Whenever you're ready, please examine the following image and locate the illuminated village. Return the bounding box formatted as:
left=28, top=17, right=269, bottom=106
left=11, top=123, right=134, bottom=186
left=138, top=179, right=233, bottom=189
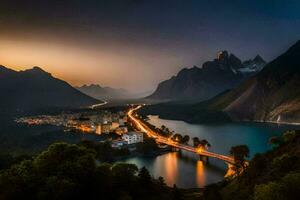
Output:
left=16, top=109, right=143, bottom=147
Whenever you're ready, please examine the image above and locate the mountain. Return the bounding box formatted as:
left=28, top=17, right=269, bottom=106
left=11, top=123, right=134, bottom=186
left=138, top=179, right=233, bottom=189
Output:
left=208, top=40, right=300, bottom=123
left=147, top=51, right=266, bottom=101
left=76, top=84, right=132, bottom=100
left=140, top=40, right=300, bottom=124
left=0, top=66, right=100, bottom=114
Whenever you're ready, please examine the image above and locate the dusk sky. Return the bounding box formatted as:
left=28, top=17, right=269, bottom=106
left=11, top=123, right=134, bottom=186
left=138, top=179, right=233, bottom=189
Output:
left=0, top=0, right=299, bottom=93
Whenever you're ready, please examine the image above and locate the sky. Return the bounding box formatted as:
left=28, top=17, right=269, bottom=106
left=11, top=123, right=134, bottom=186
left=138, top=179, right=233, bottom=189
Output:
left=0, top=0, right=299, bottom=93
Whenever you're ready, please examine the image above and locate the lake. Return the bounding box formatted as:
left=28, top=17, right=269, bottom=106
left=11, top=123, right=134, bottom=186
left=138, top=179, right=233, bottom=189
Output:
left=121, top=115, right=299, bottom=188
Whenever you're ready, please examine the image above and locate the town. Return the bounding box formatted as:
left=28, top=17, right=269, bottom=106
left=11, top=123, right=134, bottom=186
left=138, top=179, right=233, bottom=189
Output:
left=16, top=109, right=144, bottom=149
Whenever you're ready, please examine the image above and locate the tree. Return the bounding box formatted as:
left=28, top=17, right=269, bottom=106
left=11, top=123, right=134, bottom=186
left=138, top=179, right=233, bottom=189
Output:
left=254, top=181, right=282, bottom=200
left=0, top=153, right=14, bottom=170
left=78, top=139, right=95, bottom=149
left=0, top=160, right=36, bottom=199
left=172, top=133, right=183, bottom=143
left=158, top=176, right=166, bottom=186
left=34, top=142, right=97, bottom=180
left=199, top=139, right=211, bottom=149
left=193, top=137, right=201, bottom=147
left=172, top=184, right=183, bottom=200
left=38, top=177, right=76, bottom=200
left=0, top=143, right=98, bottom=200
left=95, top=163, right=113, bottom=197
left=0, top=142, right=175, bottom=200
left=138, top=166, right=152, bottom=186
left=254, top=172, right=300, bottom=200
left=112, top=163, right=138, bottom=188
left=161, top=125, right=166, bottom=132
left=269, top=136, right=282, bottom=146
left=283, top=131, right=297, bottom=142
left=112, top=163, right=138, bottom=177
left=159, top=125, right=172, bottom=137
left=181, top=135, right=190, bottom=144
left=165, top=127, right=170, bottom=134
left=230, top=145, right=249, bottom=174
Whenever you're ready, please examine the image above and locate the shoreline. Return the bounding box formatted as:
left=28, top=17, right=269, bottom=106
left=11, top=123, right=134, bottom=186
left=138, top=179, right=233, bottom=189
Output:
left=252, top=119, right=300, bottom=126
left=146, top=114, right=300, bottom=127
left=105, top=148, right=174, bottom=163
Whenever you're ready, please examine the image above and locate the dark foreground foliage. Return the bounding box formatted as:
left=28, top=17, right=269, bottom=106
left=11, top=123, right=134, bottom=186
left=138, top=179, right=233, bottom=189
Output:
left=0, top=142, right=177, bottom=200
left=203, top=130, right=300, bottom=200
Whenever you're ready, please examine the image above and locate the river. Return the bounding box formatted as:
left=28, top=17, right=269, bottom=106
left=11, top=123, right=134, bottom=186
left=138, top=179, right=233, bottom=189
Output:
left=120, top=115, right=299, bottom=188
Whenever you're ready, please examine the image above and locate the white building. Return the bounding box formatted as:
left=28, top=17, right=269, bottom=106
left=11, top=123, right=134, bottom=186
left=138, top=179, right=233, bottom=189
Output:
left=122, top=132, right=143, bottom=144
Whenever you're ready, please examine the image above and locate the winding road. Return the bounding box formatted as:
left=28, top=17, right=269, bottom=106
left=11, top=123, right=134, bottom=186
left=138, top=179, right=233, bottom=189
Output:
left=89, top=100, right=108, bottom=109
left=128, top=105, right=235, bottom=164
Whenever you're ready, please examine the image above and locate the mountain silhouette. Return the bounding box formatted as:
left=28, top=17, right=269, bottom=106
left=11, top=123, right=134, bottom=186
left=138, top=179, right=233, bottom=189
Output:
left=0, top=66, right=100, bottom=114
left=147, top=51, right=266, bottom=101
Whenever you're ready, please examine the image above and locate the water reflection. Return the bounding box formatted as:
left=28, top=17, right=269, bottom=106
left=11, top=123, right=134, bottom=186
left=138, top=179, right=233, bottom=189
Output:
left=165, top=152, right=178, bottom=185
left=147, top=115, right=297, bottom=157
left=196, top=161, right=205, bottom=186
left=120, top=117, right=298, bottom=188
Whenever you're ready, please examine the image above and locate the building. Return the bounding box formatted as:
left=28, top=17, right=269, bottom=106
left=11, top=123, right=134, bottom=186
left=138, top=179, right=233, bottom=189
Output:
left=110, top=121, right=119, bottom=131
left=122, top=132, right=143, bottom=144
left=123, top=115, right=128, bottom=122
left=102, top=114, right=112, bottom=123
left=118, top=118, right=125, bottom=126
left=112, top=113, right=120, bottom=122
left=101, top=122, right=111, bottom=134
left=111, top=139, right=127, bottom=149
left=118, top=111, right=125, bottom=116
left=95, top=124, right=102, bottom=135
left=114, top=126, right=128, bottom=135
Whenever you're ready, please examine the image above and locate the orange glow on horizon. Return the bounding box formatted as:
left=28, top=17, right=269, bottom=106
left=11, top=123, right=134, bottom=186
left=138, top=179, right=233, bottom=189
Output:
left=0, top=37, right=184, bottom=91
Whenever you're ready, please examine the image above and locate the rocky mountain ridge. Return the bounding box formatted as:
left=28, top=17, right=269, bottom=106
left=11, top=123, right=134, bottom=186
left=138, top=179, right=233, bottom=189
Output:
left=206, top=40, right=300, bottom=123
left=76, top=84, right=132, bottom=100
left=147, top=51, right=266, bottom=101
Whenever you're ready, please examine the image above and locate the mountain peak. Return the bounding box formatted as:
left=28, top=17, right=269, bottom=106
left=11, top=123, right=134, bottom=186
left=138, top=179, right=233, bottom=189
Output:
left=253, top=55, right=266, bottom=64
left=228, top=53, right=242, bottom=68
left=77, top=84, right=131, bottom=100
left=90, top=84, right=102, bottom=88
left=32, top=66, right=48, bottom=72
left=217, top=50, right=229, bottom=61
left=177, top=66, right=200, bottom=76
left=23, top=66, right=51, bottom=76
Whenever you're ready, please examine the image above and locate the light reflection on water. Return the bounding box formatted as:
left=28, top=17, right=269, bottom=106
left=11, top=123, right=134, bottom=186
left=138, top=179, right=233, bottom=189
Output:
left=155, top=152, right=178, bottom=186
left=120, top=116, right=299, bottom=188
left=122, top=151, right=226, bottom=188
left=196, top=161, right=205, bottom=187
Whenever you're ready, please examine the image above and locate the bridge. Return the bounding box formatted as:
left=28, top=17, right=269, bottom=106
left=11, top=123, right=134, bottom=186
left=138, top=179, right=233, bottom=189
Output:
left=127, top=105, right=235, bottom=165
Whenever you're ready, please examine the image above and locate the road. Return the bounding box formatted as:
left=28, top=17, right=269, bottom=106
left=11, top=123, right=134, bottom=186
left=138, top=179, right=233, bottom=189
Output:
left=89, top=100, right=108, bottom=109
left=128, top=105, right=235, bottom=164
